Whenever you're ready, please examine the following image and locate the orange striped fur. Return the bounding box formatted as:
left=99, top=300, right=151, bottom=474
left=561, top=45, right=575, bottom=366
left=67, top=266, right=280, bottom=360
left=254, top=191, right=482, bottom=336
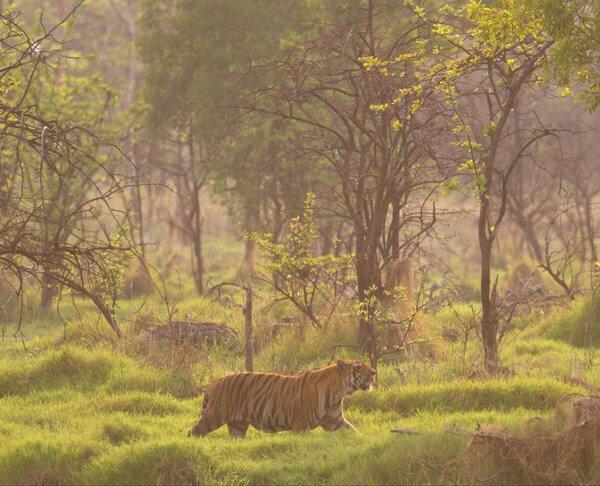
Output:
left=189, top=360, right=376, bottom=437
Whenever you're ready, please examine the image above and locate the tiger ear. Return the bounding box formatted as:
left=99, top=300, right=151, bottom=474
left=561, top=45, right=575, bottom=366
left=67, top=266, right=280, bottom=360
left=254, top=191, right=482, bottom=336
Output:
left=336, top=360, right=349, bottom=372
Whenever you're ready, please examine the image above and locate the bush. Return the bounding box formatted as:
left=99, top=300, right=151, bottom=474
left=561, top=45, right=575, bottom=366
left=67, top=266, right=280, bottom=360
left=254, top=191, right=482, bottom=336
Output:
left=256, top=307, right=358, bottom=373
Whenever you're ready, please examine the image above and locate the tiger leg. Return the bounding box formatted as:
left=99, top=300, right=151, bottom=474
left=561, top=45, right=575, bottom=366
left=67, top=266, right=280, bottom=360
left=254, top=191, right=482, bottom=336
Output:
left=227, top=421, right=249, bottom=438
left=188, top=412, right=224, bottom=437
left=320, top=409, right=356, bottom=432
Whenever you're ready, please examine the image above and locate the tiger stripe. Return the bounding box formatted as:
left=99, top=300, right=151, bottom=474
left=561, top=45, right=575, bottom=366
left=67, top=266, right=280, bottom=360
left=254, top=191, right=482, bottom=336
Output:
left=188, top=359, right=377, bottom=438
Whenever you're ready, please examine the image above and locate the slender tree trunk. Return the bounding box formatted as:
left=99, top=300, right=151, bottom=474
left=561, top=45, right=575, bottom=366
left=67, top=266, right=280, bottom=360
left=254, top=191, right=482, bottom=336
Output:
left=244, top=286, right=254, bottom=372
left=132, top=146, right=145, bottom=260
left=187, top=126, right=204, bottom=295
left=479, top=238, right=498, bottom=372
left=521, top=217, right=543, bottom=262
left=479, top=184, right=499, bottom=372
left=41, top=0, right=68, bottom=313
left=356, top=229, right=382, bottom=369
left=320, top=220, right=334, bottom=256
left=356, top=234, right=371, bottom=345
left=583, top=196, right=597, bottom=290
left=40, top=270, right=56, bottom=313
left=389, top=197, right=401, bottom=259
left=191, top=193, right=204, bottom=295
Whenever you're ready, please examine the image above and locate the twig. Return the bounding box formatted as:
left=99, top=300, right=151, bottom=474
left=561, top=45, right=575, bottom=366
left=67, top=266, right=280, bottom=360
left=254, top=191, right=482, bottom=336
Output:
left=390, top=428, right=421, bottom=435
left=328, top=343, right=366, bottom=364
left=420, top=460, right=458, bottom=485
left=475, top=468, right=508, bottom=483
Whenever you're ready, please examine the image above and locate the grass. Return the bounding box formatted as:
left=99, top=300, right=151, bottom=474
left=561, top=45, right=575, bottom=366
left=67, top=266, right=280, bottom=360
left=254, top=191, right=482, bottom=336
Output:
left=349, top=378, right=583, bottom=413
left=2, top=263, right=600, bottom=484
left=0, top=333, right=592, bottom=485
left=543, top=293, right=600, bottom=347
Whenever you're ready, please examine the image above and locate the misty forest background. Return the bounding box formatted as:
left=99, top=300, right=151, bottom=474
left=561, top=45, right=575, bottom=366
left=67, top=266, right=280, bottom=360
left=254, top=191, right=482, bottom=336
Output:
left=1, top=0, right=600, bottom=484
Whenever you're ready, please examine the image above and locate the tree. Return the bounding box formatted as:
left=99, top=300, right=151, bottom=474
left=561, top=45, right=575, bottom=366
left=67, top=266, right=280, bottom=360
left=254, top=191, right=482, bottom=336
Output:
left=252, top=193, right=352, bottom=329
left=421, top=0, right=554, bottom=371
left=137, top=0, right=337, bottom=291
left=0, top=7, right=135, bottom=336
left=527, top=0, right=600, bottom=109
left=11, top=0, right=149, bottom=307
left=242, top=0, right=443, bottom=366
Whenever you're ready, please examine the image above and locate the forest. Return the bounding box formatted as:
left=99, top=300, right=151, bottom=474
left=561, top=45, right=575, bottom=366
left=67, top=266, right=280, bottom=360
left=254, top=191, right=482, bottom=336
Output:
left=1, top=0, right=600, bottom=484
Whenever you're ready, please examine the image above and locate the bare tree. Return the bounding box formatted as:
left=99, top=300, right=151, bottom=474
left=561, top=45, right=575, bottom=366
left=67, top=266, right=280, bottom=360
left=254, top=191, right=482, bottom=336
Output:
left=148, top=121, right=210, bottom=296
left=507, top=101, right=600, bottom=298
left=241, top=0, right=444, bottom=366
left=0, top=7, right=135, bottom=337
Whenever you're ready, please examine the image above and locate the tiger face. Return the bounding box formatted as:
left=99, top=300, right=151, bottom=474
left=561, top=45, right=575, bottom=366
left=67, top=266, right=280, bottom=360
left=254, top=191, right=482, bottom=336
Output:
left=337, top=359, right=377, bottom=394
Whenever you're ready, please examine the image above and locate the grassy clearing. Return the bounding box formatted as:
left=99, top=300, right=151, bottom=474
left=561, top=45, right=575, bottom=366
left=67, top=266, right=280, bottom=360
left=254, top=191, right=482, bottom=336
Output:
left=0, top=334, right=592, bottom=485
left=2, top=284, right=600, bottom=484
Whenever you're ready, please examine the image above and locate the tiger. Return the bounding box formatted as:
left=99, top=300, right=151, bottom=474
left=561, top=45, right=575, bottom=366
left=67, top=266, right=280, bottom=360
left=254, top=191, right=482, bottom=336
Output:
left=188, top=359, right=377, bottom=438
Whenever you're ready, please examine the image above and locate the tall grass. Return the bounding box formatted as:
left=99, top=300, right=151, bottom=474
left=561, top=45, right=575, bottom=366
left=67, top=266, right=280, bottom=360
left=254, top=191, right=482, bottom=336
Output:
left=543, top=293, right=600, bottom=347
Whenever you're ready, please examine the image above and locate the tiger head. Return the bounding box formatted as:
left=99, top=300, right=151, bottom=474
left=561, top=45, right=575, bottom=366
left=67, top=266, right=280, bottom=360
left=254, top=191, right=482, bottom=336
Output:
left=336, top=360, right=377, bottom=394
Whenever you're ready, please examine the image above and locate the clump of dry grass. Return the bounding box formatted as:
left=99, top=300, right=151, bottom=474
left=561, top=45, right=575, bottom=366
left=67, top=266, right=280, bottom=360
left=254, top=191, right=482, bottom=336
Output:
left=463, top=396, right=600, bottom=485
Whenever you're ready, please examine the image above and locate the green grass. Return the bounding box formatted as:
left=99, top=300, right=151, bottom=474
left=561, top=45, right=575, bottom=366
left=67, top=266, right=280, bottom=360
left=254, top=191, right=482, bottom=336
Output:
left=0, top=346, right=196, bottom=399
left=349, top=378, right=582, bottom=414
left=2, top=264, right=600, bottom=485
left=0, top=335, right=592, bottom=485
left=543, top=293, right=600, bottom=347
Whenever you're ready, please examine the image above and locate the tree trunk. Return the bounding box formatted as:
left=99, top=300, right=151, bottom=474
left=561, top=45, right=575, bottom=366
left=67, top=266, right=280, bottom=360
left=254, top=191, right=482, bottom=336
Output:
left=479, top=214, right=498, bottom=373
left=356, top=231, right=382, bottom=368
left=583, top=196, right=597, bottom=290
left=522, top=217, right=543, bottom=262
left=244, top=286, right=254, bottom=372
left=480, top=245, right=498, bottom=372
left=132, top=146, right=145, bottom=260
left=389, top=197, right=401, bottom=259
left=40, top=269, right=56, bottom=314
left=320, top=221, right=334, bottom=256
left=191, top=212, right=203, bottom=295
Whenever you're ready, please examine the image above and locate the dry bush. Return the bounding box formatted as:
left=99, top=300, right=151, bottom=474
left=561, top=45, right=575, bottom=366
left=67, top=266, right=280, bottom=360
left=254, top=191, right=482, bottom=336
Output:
left=383, top=257, right=427, bottom=350
left=121, top=259, right=153, bottom=299
left=463, top=396, right=600, bottom=485
left=254, top=316, right=302, bottom=350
